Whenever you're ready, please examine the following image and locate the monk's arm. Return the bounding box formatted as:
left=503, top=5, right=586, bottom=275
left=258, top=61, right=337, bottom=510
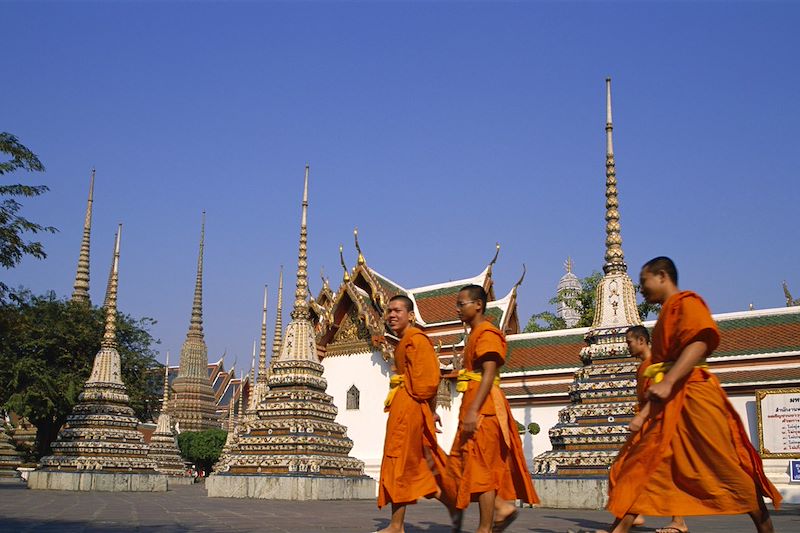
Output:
left=647, top=340, right=708, bottom=401
left=629, top=401, right=651, bottom=433
left=462, top=357, right=498, bottom=436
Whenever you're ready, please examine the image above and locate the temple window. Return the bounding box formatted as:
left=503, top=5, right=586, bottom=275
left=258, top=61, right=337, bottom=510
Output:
left=346, top=385, right=360, bottom=410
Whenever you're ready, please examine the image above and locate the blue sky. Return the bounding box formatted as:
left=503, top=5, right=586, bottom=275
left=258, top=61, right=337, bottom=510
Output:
left=4, top=1, right=799, bottom=367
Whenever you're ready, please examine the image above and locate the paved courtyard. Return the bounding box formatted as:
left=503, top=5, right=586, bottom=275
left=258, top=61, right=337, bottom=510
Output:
left=0, top=482, right=796, bottom=532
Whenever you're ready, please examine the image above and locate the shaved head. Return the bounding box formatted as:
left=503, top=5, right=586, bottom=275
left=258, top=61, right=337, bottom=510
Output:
left=459, top=284, right=488, bottom=314
left=642, top=256, right=678, bottom=285
left=389, top=294, right=414, bottom=313
left=626, top=325, right=650, bottom=344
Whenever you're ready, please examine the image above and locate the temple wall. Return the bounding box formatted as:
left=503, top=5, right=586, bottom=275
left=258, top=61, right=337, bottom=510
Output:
left=510, top=404, right=561, bottom=463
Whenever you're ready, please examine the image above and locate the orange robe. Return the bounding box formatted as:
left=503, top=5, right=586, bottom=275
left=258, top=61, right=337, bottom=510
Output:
left=378, top=326, right=449, bottom=508
left=446, top=320, right=539, bottom=509
left=608, top=291, right=782, bottom=517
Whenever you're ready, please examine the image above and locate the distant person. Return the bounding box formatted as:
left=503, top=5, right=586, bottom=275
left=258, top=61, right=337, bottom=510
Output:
left=446, top=285, right=538, bottom=533
left=603, top=257, right=781, bottom=533
left=376, top=295, right=454, bottom=533
left=624, top=325, right=688, bottom=533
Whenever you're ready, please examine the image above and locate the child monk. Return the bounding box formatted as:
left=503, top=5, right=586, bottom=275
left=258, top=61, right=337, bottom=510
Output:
left=376, top=295, right=453, bottom=533
left=624, top=325, right=688, bottom=533
left=446, top=284, right=538, bottom=533
left=604, top=257, right=781, bottom=533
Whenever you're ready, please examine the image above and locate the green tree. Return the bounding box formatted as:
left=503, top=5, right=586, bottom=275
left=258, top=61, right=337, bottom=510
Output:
left=0, top=133, right=56, bottom=299
left=525, top=271, right=660, bottom=332
left=0, top=290, right=161, bottom=458
left=177, top=429, right=227, bottom=475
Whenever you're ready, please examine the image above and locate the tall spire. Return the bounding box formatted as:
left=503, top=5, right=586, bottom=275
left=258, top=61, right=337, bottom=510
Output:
left=603, top=77, right=626, bottom=274
left=71, top=168, right=95, bottom=303
left=272, top=267, right=284, bottom=357
left=236, top=369, right=245, bottom=422
left=162, top=351, right=171, bottom=406
left=291, top=165, right=310, bottom=319
left=101, top=225, right=122, bottom=350
left=103, top=228, right=118, bottom=309
left=189, top=212, right=206, bottom=338
left=249, top=340, right=256, bottom=410
left=258, top=285, right=268, bottom=383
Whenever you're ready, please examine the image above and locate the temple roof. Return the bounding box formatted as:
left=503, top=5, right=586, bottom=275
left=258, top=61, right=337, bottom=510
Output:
left=504, top=305, right=800, bottom=375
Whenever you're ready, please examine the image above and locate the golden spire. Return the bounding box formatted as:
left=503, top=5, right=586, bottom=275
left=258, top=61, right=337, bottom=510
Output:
left=339, top=245, right=350, bottom=282
left=258, top=284, right=268, bottom=383
left=162, top=351, right=171, bottom=406
left=188, top=212, right=206, bottom=338
left=102, top=228, right=118, bottom=309
left=272, top=267, right=284, bottom=358
left=603, top=77, right=626, bottom=274
left=72, top=168, right=95, bottom=303
left=101, top=224, right=122, bottom=350
left=291, top=166, right=310, bottom=320
left=565, top=257, right=574, bottom=274
left=354, top=228, right=365, bottom=266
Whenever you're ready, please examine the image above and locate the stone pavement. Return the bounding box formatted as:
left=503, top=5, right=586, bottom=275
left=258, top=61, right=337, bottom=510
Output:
left=0, top=482, right=796, bottom=532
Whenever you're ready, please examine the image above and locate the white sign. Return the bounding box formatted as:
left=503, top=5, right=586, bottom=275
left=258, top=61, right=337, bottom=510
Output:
left=756, top=388, right=800, bottom=458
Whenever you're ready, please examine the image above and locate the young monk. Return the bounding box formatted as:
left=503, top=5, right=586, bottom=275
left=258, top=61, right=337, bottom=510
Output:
left=604, top=257, right=781, bottom=533
left=377, top=295, right=452, bottom=533
left=624, top=325, right=688, bottom=533
left=446, top=284, right=538, bottom=533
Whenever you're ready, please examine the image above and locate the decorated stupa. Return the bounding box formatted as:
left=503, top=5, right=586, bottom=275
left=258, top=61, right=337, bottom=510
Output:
left=147, top=353, right=187, bottom=477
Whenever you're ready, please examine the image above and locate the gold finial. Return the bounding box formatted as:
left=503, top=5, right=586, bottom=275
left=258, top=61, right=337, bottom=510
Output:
left=188, top=212, right=206, bottom=338
left=258, top=284, right=268, bottom=383
left=321, top=267, right=329, bottom=290
left=603, top=77, right=626, bottom=274
left=272, top=267, right=284, bottom=357
left=339, top=245, right=350, bottom=282
left=71, top=168, right=95, bottom=303
left=101, top=224, right=122, bottom=349
left=513, top=264, right=527, bottom=291
left=486, top=242, right=500, bottom=278
left=291, top=166, right=310, bottom=320
left=564, top=257, right=574, bottom=274
left=354, top=227, right=365, bottom=266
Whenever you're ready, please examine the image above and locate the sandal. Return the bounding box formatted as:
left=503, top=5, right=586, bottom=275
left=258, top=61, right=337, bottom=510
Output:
left=492, top=508, right=519, bottom=532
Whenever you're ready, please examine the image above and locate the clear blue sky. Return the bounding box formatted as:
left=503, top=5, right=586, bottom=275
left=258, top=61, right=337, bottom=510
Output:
left=4, top=1, right=799, bottom=368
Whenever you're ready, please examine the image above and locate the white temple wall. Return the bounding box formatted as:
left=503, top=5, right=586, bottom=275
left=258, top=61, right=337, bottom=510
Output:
left=321, top=350, right=392, bottom=480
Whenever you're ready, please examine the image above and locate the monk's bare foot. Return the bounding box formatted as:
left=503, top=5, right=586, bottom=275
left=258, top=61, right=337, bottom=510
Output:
left=632, top=514, right=645, bottom=527
left=375, top=526, right=404, bottom=533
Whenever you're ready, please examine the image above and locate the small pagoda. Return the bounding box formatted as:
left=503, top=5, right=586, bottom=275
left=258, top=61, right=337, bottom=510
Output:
left=148, top=353, right=190, bottom=481
left=30, top=227, right=167, bottom=491
left=208, top=166, right=374, bottom=499
left=170, top=213, right=220, bottom=432
left=531, top=79, right=641, bottom=508
left=0, top=424, right=24, bottom=483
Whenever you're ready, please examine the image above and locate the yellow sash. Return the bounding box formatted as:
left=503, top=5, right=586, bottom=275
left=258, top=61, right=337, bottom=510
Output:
left=383, top=374, right=405, bottom=408
left=455, top=369, right=509, bottom=447
left=456, top=369, right=501, bottom=393
left=643, top=361, right=709, bottom=383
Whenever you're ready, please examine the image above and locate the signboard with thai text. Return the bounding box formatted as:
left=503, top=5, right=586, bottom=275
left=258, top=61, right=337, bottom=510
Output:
left=756, top=388, right=800, bottom=458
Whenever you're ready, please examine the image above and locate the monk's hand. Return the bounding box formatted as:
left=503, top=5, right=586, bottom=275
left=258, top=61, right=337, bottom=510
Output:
left=433, top=412, right=443, bottom=433
left=647, top=379, right=673, bottom=402
left=462, top=409, right=479, bottom=438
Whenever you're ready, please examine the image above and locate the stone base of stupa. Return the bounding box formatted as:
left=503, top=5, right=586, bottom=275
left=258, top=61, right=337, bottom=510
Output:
left=0, top=471, right=24, bottom=483
left=167, top=475, right=195, bottom=488
left=206, top=473, right=375, bottom=500
left=532, top=477, right=608, bottom=509
left=28, top=470, right=167, bottom=492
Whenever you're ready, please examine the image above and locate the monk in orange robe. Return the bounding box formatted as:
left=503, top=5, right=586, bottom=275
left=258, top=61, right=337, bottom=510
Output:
left=605, top=257, right=781, bottom=533
left=446, top=284, right=538, bottom=533
left=377, top=295, right=452, bottom=533
left=625, top=325, right=687, bottom=533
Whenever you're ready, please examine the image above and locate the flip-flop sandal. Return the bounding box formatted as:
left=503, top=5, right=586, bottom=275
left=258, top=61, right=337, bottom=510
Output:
left=492, top=509, right=519, bottom=532
left=655, top=528, right=689, bottom=533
